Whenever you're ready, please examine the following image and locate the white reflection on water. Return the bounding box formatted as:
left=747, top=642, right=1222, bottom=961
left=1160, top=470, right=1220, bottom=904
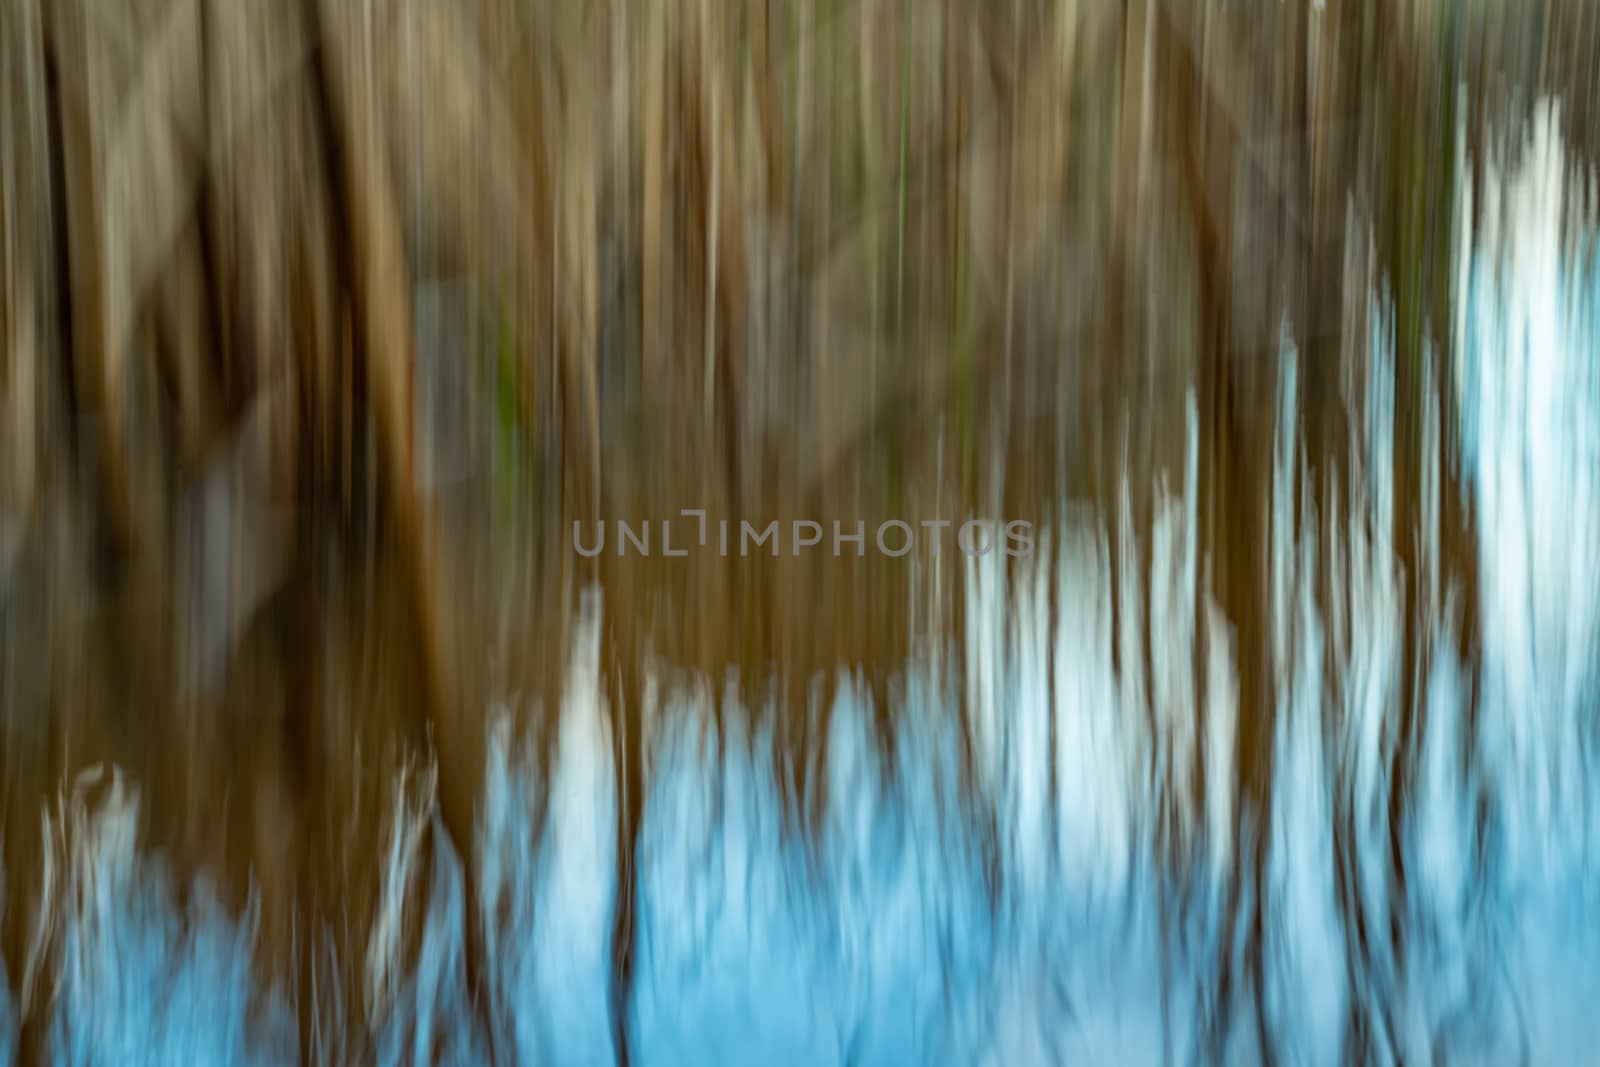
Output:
left=4, top=100, right=1599, bottom=1066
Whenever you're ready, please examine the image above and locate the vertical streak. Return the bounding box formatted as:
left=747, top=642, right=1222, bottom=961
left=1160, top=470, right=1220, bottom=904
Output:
left=895, top=0, right=910, bottom=341
left=704, top=13, right=720, bottom=447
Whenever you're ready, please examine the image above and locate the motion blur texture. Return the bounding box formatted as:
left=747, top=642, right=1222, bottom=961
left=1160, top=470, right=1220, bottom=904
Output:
left=1, top=1, right=1599, bottom=1064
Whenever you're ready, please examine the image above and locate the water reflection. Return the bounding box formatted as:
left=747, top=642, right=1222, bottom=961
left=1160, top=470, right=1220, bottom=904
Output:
left=1, top=95, right=1594, bottom=1065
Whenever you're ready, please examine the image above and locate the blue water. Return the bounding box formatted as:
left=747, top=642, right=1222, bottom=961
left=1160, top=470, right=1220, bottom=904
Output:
left=4, top=101, right=1599, bottom=1066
